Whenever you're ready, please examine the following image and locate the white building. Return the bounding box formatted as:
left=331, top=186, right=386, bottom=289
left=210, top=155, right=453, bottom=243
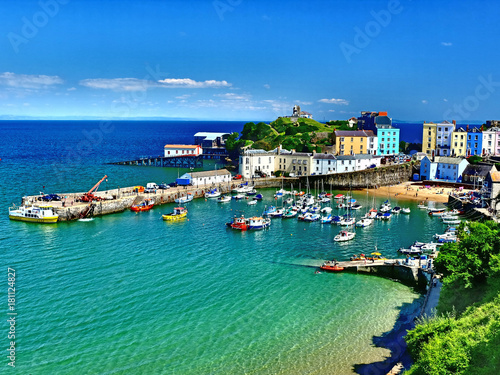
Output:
left=277, top=149, right=313, bottom=177
left=164, top=144, right=203, bottom=158
left=348, top=117, right=357, bottom=128
left=190, top=169, right=231, bottom=186
left=313, top=154, right=337, bottom=175
left=435, top=121, right=455, bottom=156
left=366, top=133, right=378, bottom=155
left=336, top=155, right=357, bottom=172
left=482, top=127, right=500, bottom=156
left=354, top=155, right=381, bottom=170
left=239, top=149, right=276, bottom=179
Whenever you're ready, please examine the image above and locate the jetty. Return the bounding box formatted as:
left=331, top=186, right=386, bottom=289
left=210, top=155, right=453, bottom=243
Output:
left=108, top=153, right=229, bottom=169
left=313, top=258, right=432, bottom=290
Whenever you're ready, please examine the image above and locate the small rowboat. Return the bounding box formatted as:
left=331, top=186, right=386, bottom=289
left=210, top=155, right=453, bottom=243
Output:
left=131, top=199, right=154, bottom=212
left=162, top=207, right=187, bottom=221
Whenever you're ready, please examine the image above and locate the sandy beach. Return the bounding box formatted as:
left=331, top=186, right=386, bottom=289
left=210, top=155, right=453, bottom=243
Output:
left=362, top=182, right=473, bottom=204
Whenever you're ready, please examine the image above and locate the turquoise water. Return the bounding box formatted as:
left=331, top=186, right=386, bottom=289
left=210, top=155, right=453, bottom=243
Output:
left=0, top=121, right=446, bottom=374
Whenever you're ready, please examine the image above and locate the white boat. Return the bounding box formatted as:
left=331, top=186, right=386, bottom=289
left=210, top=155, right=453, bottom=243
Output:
left=303, top=213, right=320, bottom=222
left=320, top=207, right=332, bottom=214
left=9, top=205, right=58, bottom=223
left=205, top=189, right=221, bottom=199
left=351, top=204, right=362, bottom=210
left=417, top=204, right=427, bottom=209
left=232, top=184, right=254, bottom=193
left=391, top=206, right=401, bottom=214
left=355, top=218, right=373, bottom=227
left=247, top=200, right=257, bottom=205
left=334, top=230, right=356, bottom=242
left=285, top=198, right=294, bottom=205
left=442, top=218, right=461, bottom=225
left=339, top=217, right=355, bottom=226
left=268, top=208, right=285, bottom=218
left=175, top=193, right=193, bottom=204
left=402, top=207, right=411, bottom=214
left=78, top=218, right=94, bottom=222
left=232, top=194, right=246, bottom=200
left=217, top=195, right=231, bottom=203
left=321, top=214, right=332, bottom=224
left=379, top=205, right=391, bottom=213
left=434, top=232, right=457, bottom=240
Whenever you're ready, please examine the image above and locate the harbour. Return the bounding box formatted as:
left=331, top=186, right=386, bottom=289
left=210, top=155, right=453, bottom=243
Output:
left=0, top=121, right=469, bottom=374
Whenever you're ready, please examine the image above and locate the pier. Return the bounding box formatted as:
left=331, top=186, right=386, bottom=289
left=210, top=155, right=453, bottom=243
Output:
left=108, top=153, right=229, bottom=169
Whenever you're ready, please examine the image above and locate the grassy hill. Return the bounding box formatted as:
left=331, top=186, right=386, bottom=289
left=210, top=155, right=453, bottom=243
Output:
left=226, top=117, right=337, bottom=153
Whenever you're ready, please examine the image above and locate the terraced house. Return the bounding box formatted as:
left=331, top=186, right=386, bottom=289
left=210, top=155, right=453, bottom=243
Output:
left=466, top=127, right=482, bottom=156
left=333, top=130, right=376, bottom=156
left=357, top=111, right=399, bottom=155
left=451, top=127, right=467, bottom=157
left=422, top=120, right=455, bottom=156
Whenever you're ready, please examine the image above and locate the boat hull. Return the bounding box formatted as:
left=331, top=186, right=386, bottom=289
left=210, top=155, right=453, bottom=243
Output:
left=9, top=214, right=58, bottom=223
left=162, top=212, right=187, bottom=221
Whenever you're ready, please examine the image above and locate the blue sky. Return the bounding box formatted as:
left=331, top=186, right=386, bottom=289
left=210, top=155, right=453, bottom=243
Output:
left=1, top=0, right=499, bottom=122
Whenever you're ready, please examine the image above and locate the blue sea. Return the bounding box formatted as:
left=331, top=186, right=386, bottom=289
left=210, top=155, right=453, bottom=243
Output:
left=0, top=120, right=448, bottom=374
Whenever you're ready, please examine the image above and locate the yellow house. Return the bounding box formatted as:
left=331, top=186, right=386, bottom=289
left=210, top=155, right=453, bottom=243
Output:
left=451, top=128, right=467, bottom=157
left=334, top=130, right=374, bottom=155
left=422, top=122, right=437, bottom=156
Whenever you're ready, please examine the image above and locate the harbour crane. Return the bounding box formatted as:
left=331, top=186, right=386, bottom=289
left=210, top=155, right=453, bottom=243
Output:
left=81, top=175, right=108, bottom=202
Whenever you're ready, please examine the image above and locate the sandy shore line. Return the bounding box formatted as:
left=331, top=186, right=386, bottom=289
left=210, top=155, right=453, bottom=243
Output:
left=361, top=182, right=473, bottom=204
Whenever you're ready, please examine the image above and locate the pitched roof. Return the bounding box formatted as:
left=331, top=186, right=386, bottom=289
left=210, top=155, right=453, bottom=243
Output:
left=190, top=169, right=231, bottom=178
left=313, top=153, right=336, bottom=160
left=374, top=115, right=391, bottom=125
left=490, top=171, right=500, bottom=182
left=463, top=164, right=495, bottom=177
left=434, top=156, right=467, bottom=165
left=335, top=130, right=373, bottom=137
left=336, top=155, right=356, bottom=160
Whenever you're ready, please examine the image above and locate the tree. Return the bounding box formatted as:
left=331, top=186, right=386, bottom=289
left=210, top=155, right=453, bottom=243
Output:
left=400, top=141, right=407, bottom=153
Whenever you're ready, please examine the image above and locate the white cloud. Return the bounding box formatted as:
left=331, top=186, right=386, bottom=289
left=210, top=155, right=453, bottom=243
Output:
left=175, top=94, right=191, bottom=100
left=329, top=110, right=336, bottom=112
left=443, top=98, right=448, bottom=102
left=422, top=100, right=428, bottom=104
left=214, top=93, right=250, bottom=100
left=67, top=87, right=77, bottom=91
left=0, top=72, right=63, bottom=89
left=318, top=98, right=349, bottom=105
left=158, top=78, right=230, bottom=88
left=263, top=84, right=271, bottom=89
left=441, top=42, right=453, bottom=47
left=80, top=78, right=151, bottom=92
left=80, top=77, right=231, bottom=91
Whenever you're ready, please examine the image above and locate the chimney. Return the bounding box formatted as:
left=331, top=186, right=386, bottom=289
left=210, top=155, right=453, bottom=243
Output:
left=453, top=120, right=456, bottom=126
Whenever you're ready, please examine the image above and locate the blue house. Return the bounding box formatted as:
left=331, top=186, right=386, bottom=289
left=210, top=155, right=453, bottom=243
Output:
left=357, top=111, right=400, bottom=155
left=466, top=127, right=482, bottom=156
left=420, top=156, right=469, bottom=182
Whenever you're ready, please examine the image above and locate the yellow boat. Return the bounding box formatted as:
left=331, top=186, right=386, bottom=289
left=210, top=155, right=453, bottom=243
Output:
left=162, top=207, right=187, bottom=221
left=8, top=205, right=59, bottom=223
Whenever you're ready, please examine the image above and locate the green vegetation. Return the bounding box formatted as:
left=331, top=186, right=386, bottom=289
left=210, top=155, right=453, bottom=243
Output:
left=225, top=117, right=334, bottom=153
left=405, top=221, right=500, bottom=374
left=467, top=155, right=483, bottom=164
left=326, top=120, right=357, bottom=130
left=400, top=141, right=422, bottom=154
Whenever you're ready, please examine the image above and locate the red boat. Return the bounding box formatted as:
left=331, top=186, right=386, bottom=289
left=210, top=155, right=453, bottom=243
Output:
left=131, top=199, right=154, bottom=212
left=226, top=216, right=249, bottom=230
left=320, top=263, right=344, bottom=272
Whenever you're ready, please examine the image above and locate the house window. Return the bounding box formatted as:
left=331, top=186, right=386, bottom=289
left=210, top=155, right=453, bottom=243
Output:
left=304, top=167, right=307, bottom=172
left=269, top=157, right=271, bottom=163
left=258, top=157, right=261, bottom=164
left=351, top=137, right=354, bottom=142
left=428, top=143, right=431, bottom=148
left=246, top=158, right=249, bottom=164
left=168, top=151, right=170, bottom=155
left=316, top=160, right=319, bottom=164
left=340, top=137, right=344, bottom=142
left=382, top=132, right=385, bottom=136
left=293, top=166, right=296, bottom=171
left=316, top=167, right=319, bottom=171
left=328, top=160, right=331, bottom=165
left=438, top=127, right=442, bottom=131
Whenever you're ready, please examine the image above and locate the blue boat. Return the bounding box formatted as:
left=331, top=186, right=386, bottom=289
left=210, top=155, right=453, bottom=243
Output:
left=253, top=194, right=263, bottom=201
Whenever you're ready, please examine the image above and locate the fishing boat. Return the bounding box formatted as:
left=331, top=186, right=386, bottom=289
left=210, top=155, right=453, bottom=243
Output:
left=303, top=213, right=320, bottom=222
left=355, top=218, right=373, bottom=227
left=434, top=232, right=457, bottom=240
left=232, top=183, right=254, bottom=194
left=248, top=216, right=271, bottom=229
left=320, top=214, right=332, bottom=224
left=268, top=208, right=284, bottom=218
left=217, top=195, right=232, bottom=203
left=175, top=193, right=193, bottom=204
left=205, top=189, right=221, bottom=199
left=428, top=210, right=446, bottom=216
left=334, top=230, right=356, bottom=242
left=8, top=205, right=58, bottom=223
left=263, top=205, right=277, bottom=217
left=131, top=199, right=154, bottom=212
left=402, top=207, right=411, bottom=214
left=226, top=215, right=249, bottom=230
left=321, top=206, right=332, bottom=214
left=391, top=206, right=401, bottom=214
left=320, top=262, right=344, bottom=272
left=398, top=247, right=422, bottom=255
left=282, top=207, right=297, bottom=218
left=162, top=207, right=187, bottom=221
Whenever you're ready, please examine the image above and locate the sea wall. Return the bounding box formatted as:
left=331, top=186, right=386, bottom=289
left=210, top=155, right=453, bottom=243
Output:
left=304, top=163, right=414, bottom=189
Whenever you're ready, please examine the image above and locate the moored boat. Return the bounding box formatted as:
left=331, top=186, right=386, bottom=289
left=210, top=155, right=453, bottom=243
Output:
left=402, top=207, right=411, bottom=214
left=355, top=218, right=373, bottom=227
left=334, top=230, right=355, bottom=242
left=162, top=207, right=188, bottom=221
left=205, top=189, right=221, bottom=199
left=175, top=193, right=193, bottom=204
left=9, top=205, right=58, bottom=223
left=217, top=195, right=232, bottom=203
left=131, top=199, right=154, bottom=212
left=320, top=262, right=344, bottom=272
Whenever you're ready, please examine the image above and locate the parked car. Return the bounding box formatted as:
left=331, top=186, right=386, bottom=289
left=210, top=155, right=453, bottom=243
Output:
left=41, top=194, right=62, bottom=201
left=158, top=184, right=170, bottom=189
left=144, top=188, right=155, bottom=193
left=232, top=174, right=242, bottom=180
left=168, top=182, right=178, bottom=188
